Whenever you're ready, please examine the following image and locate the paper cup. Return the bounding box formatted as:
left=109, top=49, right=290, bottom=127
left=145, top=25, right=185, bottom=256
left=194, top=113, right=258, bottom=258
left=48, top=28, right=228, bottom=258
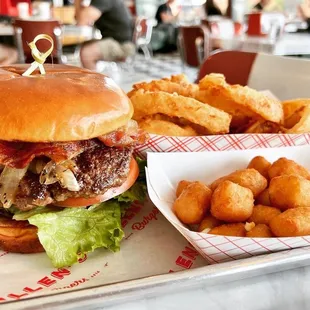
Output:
left=37, top=2, right=51, bottom=19
left=52, top=0, right=64, bottom=7
left=17, top=2, right=30, bottom=19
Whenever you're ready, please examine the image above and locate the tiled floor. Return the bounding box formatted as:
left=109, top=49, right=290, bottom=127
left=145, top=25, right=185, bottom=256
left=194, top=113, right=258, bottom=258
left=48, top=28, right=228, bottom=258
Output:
left=66, top=52, right=198, bottom=92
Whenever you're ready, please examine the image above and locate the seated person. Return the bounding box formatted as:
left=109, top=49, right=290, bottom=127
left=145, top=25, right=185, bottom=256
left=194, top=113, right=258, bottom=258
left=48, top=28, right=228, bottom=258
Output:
left=299, top=0, right=310, bottom=29
left=155, top=0, right=180, bottom=25
left=253, top=0, right=283, bottom=11
left=153, top=0, right=180, bottom=51
left=204, top=0, right=226, bottom=16
left=75, top=0, right=135, bottom=71
left=0, top=44, right=18, bottom=65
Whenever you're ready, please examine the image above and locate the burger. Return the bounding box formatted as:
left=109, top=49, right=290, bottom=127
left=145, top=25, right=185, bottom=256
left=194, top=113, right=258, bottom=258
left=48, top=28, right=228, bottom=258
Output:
left=0, top=64, right=147, bottom=267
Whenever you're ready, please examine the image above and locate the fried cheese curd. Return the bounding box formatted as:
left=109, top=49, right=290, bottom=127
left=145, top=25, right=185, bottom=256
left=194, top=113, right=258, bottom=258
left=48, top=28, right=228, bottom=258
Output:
left=268, top=157, right=310, bottom=180
left=198, top=215, right=223, bottom=233
left=270, top=208, right=310, bottom=237
left=255, top=188, right=271, bottom=206
left=211, top=180, right=254, bottom=222
left=173, top=155, right=310, bottom=238
left=176, top=180, right=193, bottom=198
left=209, top=223, right=246, bottom=237
left=210, top=168, right=267, bottom=198
left=173, top=182, right=212, bottom=224
left=269, top=175, right=310, bottom=210
left=246, top=224, right=273, bottom=238
left=248, top=205, right=281, bottom=225
left=247, top=156, right=271, bottom=180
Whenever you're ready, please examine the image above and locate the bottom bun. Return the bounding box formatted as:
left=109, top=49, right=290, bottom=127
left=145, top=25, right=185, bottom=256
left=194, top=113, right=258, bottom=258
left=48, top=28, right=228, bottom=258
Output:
left=0, top=216, right=44, bottom=253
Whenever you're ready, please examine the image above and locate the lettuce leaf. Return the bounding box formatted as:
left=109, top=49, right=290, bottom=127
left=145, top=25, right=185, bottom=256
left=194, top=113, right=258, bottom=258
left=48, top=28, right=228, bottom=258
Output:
left=11, top=157, right=147, bottom=268
left=117, top=182, right=147, bottom=203
left=28, top=201, right=123, bottom=268
left=13, top=206, right=61, bottom=221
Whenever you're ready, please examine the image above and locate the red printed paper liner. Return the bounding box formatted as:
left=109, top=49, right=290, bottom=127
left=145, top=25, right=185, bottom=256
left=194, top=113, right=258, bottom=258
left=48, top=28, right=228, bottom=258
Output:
left=0, top=200, right=206, bottom=303
left=134, top=134, right=310, bottom=159
left=146, top=145, right=310, bottom=265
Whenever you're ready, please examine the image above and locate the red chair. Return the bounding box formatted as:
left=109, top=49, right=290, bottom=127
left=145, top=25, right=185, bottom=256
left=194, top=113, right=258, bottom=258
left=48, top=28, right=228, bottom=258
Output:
left=197, top=50, right=257, bottom=84
left=13, top=19, right=64, bottom=64
left=126, top=0, right=136, bottom=16
left=0, top=0, right=31, bottom=16
left=178, top=25, right=211, bottom=67
left=202, top=18, right=244, bottom=36
left=246, top=12, right=286, bottom=37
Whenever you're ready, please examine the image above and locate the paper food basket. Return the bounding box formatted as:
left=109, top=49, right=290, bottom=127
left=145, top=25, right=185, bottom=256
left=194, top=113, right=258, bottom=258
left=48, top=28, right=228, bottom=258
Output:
left=146, top=145, right=310, bottom=264
left=133, top=52, right=310, bottom=158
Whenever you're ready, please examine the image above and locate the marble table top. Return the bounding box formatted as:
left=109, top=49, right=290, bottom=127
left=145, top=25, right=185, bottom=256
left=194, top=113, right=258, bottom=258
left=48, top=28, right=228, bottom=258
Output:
left=102, top=264, right=309, bottom=310
left=212, top=32, right=310, bottom=56
left=91, top=55, right=308, bottom=310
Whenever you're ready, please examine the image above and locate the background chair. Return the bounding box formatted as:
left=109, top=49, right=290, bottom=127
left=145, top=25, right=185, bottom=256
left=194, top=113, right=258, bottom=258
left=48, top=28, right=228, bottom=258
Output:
left=197, top=50, right=257, bottom=84
left=202, top=18, right=245, bottom=51
left=197, top=50, right=310, bottom=100
left=132, top=17, right=155, bottom=60
left=178, top=25, right=211, bottom=68
left=52, top=6, right=75, bottom=25
left=13, top=19, right=63, bottom=64
left=0, top=0, right=30, bottom=16
left=246, top=12, right=285, bottom=38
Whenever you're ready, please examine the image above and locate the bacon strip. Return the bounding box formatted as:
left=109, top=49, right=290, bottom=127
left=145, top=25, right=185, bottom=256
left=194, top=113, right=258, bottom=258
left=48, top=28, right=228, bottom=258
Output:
left=0, top=140, right=98, bottom=169
left=0, top=121, right=148, bottom=169
left=98, top=120, right=149, bottom=148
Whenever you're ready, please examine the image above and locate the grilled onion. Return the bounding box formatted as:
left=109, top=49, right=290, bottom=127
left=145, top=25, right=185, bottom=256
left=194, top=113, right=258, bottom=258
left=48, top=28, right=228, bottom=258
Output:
left=55, top=165, right=80, bottom=191
left=40, top=160, right=80, bottom=191
left=40, top=161, right=58, bottom=185
left=60, top=159, right=78, bottom=172
left=0, top=166, right=28, bottom=208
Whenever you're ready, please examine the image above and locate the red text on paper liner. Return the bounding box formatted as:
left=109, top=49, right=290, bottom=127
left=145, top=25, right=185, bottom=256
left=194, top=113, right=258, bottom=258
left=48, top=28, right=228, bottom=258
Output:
left=0, top=202, right=148, bottom=302
left=170, top=243, right=200, bottom=272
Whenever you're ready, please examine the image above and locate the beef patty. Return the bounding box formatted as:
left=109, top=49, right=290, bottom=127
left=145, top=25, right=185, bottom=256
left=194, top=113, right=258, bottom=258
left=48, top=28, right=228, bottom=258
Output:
left=14, top=144, right=133, bottom=210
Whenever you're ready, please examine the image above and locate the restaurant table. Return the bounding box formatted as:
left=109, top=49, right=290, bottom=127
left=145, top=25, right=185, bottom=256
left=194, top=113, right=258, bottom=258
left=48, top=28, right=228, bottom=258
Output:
left=212, top=32, right=310, bottom=56
left=86, top=56, right=310, bottom=310
left=95, top=264, right=310, bottom=310
left=0, top=23, right=13, bottom=36
left=1, top=49, right=309, bottom=310
left=0, top=23, right=98, bottom=46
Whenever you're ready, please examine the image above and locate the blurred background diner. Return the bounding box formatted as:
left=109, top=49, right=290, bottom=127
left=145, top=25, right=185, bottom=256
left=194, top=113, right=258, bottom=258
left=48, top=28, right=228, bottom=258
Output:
left=0, top=0, right=310, bottom=87
left=75, top=0, right=135, bottom=70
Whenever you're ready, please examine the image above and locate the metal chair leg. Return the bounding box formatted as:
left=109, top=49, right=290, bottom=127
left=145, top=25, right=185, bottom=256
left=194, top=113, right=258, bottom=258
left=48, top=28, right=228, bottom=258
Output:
left=141, top=44, right=151, bottom=60
left=177, top=33, right=186, bottom=73
left=148, top=45, right=153, bottom=58
left=14, top=27, right=25, bottom=63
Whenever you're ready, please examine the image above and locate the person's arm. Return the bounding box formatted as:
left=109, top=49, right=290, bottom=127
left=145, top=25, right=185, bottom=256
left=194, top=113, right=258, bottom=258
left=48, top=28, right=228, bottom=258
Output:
left=298, top=3, right=310, bottom=20
left=160, top=11, right=176, bottom=23
left=76, top=6, right=101, bottom=26
left=298, top=3, right=310, bottom=31
left=75, top=0, right=106, bottom=26
left=75, top=0, right=82, bottom=22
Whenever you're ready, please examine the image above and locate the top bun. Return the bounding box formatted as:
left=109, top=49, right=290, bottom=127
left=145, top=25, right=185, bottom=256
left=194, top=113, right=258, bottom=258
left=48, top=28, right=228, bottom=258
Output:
left=0, top=64, right=133, bottom=142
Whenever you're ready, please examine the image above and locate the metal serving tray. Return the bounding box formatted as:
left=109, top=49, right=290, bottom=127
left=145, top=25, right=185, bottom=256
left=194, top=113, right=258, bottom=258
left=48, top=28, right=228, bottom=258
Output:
left=6, top=247, right=310, bottom=310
